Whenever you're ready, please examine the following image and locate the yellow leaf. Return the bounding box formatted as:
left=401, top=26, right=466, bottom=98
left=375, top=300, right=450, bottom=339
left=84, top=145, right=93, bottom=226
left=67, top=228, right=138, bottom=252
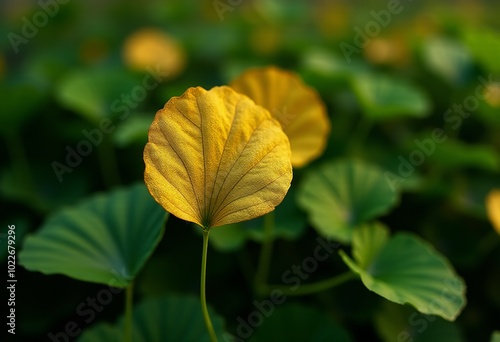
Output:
left=144, top=86, right=293, bottom=229
left=486, top=189, right=500, bottom=235
left=122, top=27, right=185, bottom=79
left=230, top=66, right=330, bottom=168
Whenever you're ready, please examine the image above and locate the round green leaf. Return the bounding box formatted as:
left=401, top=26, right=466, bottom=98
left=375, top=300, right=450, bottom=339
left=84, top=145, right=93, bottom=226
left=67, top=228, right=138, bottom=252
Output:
left=297, top=159, right=399, bottom=243
left=78, top=295, right=228, bottom=342
left=350, top=73, right=431, bottom=119
left=56, top=68, right=140, bottom=123
left=19, top=183, right=167, bottom=287
left=491, top=331, right=500, bottom=342
left=250, top=303, right=352, bottom=342
left=340, top=228, right=466, bottom=321
left=352, top=223, right=389, bottom=270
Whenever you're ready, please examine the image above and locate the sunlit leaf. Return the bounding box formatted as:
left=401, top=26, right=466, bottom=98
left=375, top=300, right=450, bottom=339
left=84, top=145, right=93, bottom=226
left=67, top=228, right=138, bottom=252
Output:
left=491, top=331, right=500, bottom=342
left=350, top=73, right=431, bottom=119
left=374, top=301, right=465, bottom=342
left=230, top=66, right=330, bottom=167
left=78, top=295, right=228, bottom=341
left=486, top=189, right=500, bottom=235
left=340, top=225, right=467, bottom=321
left=144, top=86, right=292, bottom=228
left=250, top=303, right=352, bottom=342
left=297, top=159, right=399, bottom=243
left=19, top=184, right=167, bottom=287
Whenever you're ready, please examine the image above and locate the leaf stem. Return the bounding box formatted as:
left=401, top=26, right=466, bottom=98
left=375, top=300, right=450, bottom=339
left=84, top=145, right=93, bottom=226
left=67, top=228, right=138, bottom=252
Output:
left=124, top=282, right=134, bottom=342
left=264, top=270, right=357, bottom=297
left=201, top=229, right=218, bottom=342
left=254, top=211, right=275, bottom=297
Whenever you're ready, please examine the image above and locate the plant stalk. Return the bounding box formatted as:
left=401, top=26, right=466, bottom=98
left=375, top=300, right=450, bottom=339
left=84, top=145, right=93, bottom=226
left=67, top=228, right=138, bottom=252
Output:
left=201, top=229, right=218, bottom=342
left=124, top=282, right=134, bottom=342
left=254, top=211, right=275, bottom=297
left=265, top=270, right=357, bottom=297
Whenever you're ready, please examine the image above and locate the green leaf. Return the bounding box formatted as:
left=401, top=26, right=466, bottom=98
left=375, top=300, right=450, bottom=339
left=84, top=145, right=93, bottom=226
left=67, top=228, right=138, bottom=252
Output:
left=19, top=183, right=167, bottom=287
left=56, top=68, right=140, bottom=123
left=374, top=301, right=465, bottom=342
left=462, top=27, right=500, bottom=73
left=113, top=114, right=154, bottom=147
left=297, top=159, right=399, bottom=243
left=352, top=223, right=390, bottom=269
left=350, top=73, right=431, bottom=119
left=491, top=331, right=500, bottom=342
left=78, top=295, right=228, bottom=341
left=340, top=226, right=466, bottom=321
left=425, top=138, right=500, bottom=172
left=250, top=303, right=352, bottom=342
left=422, top=37, right=472, bottom=85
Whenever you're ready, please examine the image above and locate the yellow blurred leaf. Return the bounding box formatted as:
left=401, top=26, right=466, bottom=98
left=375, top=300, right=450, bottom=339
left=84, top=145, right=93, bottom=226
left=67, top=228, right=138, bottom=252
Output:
left=122, top=27, right=185, bottom=79
left=144, top=86, right=293, bottom=229
left=230, top=66, right=330, bottom=168
left=486, top=189, right=500, bottom=235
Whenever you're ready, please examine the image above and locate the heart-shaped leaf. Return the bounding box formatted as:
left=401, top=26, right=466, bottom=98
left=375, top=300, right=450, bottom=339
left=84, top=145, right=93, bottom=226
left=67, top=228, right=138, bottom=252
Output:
left=350, top=73, right=431, bottom=119
left=78, top=295, right=228, bottom=341
left=230, top=66, right=330, bottom=168
left=19, top=183, right=167, bottom=287
left=340, top=224, right=466, bottom=321
left=144, top=86, right=292, bottom=229
left=297, top=159, right=399, bottom=243
left=249, top=303, right=352, bottom=342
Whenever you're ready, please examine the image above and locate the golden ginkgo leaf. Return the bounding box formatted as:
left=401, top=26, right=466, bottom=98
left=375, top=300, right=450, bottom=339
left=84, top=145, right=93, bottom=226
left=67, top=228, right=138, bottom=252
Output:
left=486, top=189, right=500, bottom=235
left=144, top=86, right=293, bottom=229
left=230, top=66, right=330, bottom=168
